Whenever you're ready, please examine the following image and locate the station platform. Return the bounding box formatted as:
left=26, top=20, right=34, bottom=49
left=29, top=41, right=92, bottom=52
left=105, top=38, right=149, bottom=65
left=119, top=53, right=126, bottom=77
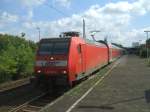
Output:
left=70, top=55, right=150, bottom=112
left=41, top=55, right=150, bottom=112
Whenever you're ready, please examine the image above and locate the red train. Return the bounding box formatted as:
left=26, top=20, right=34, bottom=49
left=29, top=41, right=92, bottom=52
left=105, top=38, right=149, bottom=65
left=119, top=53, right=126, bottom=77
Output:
left=34, top=32, right=122, bottom=87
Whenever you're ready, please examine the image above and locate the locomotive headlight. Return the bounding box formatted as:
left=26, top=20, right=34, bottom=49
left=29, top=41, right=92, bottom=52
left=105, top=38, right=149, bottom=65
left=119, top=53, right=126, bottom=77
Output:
left=37, top=70, right=41, bottom=73
left=62, top=70, right=67, bottom=74
left=50, top=57, right=54, bottom=60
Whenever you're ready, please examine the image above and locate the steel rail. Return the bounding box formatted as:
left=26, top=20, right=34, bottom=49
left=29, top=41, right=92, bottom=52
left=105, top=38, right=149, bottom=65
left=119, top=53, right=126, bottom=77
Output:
left=9, top=92, right=47, bottom=112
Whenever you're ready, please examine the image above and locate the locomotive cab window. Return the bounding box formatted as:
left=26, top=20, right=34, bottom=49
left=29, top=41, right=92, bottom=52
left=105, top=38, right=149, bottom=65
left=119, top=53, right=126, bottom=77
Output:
left=38, top=41, right=69, bottom=55
left=38, top=43, right=53, bottom=55
left=53, top=42, right=69, bottom=55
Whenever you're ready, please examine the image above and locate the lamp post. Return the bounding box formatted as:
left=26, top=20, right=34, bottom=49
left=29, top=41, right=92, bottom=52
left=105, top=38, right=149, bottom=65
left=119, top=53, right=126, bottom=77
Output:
left=36, top=27, right=40, bottom=41
left=144, top=30, right=150, bottom=59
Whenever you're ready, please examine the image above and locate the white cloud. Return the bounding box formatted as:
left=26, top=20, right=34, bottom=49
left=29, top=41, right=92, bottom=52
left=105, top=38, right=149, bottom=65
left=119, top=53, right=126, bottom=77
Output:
left=28, top=10, right=33, bottom=19
left=102, top=0, right=150, bottom=16
left=20, top=0, right=46, bottom=8
left=23, top=10, right=34, bottom=21
left=102, top=1, right=133, bottom=14
left=55, top=0, right=72, bottom=8
left=0, top=11, right=19, bottom=28
left=0, top=31, right=6, bottom=34
left=2, top=0, right=150, bottom=46
left=22, top=3, right=133, bottom=43
left=0, top=11, right=18, bottom=22
left=19, top=0, right=46, bottom=25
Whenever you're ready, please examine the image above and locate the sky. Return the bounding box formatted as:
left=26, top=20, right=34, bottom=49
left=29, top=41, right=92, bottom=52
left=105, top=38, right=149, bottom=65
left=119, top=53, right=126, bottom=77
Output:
left=0, top=0, right=150, bottom=47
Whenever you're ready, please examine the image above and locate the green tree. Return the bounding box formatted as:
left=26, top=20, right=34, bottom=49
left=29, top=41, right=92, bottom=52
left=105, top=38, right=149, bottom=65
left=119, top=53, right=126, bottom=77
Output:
left=0, top=34, right=37, bottom=83
left=0, top=45, right=17, bottom=82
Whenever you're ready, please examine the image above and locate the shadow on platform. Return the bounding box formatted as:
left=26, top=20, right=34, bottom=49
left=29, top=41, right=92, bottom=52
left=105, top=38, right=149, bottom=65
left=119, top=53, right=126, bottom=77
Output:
left=78, top=89, right=150, bottom=110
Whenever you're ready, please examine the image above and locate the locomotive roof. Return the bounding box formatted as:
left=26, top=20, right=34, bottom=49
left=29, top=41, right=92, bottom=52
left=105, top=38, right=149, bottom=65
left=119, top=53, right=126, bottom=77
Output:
left=40, top=38, right=71, bottom=43
left=40, top=37, right=107, bottom=47
left=111, top=44, right=122, bottom=49
left=85, top=38, right=108, bottom=47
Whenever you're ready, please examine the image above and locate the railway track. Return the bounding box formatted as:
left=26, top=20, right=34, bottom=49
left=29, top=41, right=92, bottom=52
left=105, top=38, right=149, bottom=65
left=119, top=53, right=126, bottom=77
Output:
left=8, top=86, right=67, bottom=112
left=8, top=92, right=52, bottom=112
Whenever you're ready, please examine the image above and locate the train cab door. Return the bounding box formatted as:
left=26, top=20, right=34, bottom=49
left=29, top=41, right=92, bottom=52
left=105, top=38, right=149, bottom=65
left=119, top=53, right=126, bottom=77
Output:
left=76, top=44, right=82, bottom=75
left=80, top=44, right=86, bottom=73
left=76, top=44, right=86, bottom=77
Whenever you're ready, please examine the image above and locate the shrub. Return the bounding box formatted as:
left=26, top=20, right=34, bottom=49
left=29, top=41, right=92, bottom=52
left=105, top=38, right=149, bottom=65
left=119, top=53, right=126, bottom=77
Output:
left=139, top=48, right=150, bottom=58
left=0, top=34, right=36, bottom=83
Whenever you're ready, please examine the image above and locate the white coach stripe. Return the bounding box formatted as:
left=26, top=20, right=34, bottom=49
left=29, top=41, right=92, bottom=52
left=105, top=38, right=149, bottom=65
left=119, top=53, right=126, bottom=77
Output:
left=65, top=60, right=120, bottom=112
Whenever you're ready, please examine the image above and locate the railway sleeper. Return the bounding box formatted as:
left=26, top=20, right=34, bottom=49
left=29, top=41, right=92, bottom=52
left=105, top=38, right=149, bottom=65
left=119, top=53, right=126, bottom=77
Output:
left=21, top=105, right=42, bottom=112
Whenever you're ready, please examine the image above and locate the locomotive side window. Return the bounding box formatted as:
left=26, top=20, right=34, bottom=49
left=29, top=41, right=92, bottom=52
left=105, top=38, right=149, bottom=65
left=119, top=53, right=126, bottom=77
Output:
left=77, top=44, right=81, bottom=53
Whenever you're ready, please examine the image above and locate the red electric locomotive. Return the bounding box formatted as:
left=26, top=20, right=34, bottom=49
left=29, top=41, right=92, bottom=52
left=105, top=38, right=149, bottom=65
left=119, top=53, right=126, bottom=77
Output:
left=34, top=32, right=122, bottom=87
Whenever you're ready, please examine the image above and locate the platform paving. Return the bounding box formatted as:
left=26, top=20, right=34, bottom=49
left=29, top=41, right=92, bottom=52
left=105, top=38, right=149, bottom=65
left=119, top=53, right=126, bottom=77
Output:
left=70, top=55, right=150, bottom=112
left=41, top=55, right=150, bottom=112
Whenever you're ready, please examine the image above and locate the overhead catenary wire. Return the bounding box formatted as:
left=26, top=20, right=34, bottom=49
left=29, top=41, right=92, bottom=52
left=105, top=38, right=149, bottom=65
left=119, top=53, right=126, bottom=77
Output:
left=28, top=3, right=69, bottom=22
left=44, top=3, right=69, bottom=17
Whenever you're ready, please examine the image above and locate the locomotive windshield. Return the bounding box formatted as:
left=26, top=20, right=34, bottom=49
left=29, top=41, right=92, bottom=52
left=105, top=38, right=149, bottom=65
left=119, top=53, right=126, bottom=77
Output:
left=38, top=41, right=69, bottom=55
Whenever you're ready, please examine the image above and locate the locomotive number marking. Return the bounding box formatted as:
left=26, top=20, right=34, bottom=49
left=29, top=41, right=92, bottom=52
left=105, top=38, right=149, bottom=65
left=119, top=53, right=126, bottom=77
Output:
left=45, top=61, right=58, bottom=66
